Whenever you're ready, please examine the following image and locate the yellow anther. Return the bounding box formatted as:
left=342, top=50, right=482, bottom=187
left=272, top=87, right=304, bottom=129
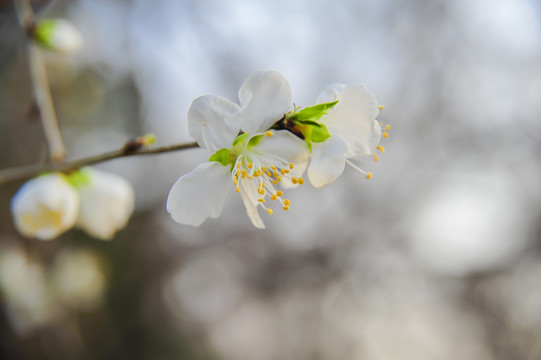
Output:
left=377, top=145, right=385, bottom=153
left=260, top=182, right=265, bottom=189
left=262, top=166, right=267, bottom=172
left=289, top=163, right=294, bottom=169
left=273, top=171, right=279, bottom=177
left=271, top=195, right=278, bottom=200
left=247, top=175, right=253, bottom=180
left=276, top=191, right=283, bottom=197
left=248, top=162, right=253, bottom=169
left=298, top=178, right=305, bottom=185
left=241, top=169, right=247, bottom=176
left=378, top=105, right=385, bottom=110
left=283, top=206, right=289, bottom=211
left=258, top=198, right=266, bottom=203
left=280, top=169, right=286, bottom=175
left=234, top=177, right=238, bottom=185
left=272, top=180, right=278, bottom=185
left=271, top=166, right=277, bottom=171
left=372, top=153, right=380, bottom=162
left=276, top=176, right=282, bottom=182
left=236, top=186, right=240, bottom=192
left=384, top=124, right=391, bottom=131
left=292, top=177, right=298, bottom=184
left=382, top=132, right=389, bottom=138
left=284, top=169, right=290, bottom=174
left=267, top=208, right=273, bottom=215
left=283, top=199, right=290, bottom=206
left=267, top=171, right=272, bottom=177
left=366, top=172, right=373, bottom=179
left=258, top=188, right=265, bottom=195
left=265, top=131, right=273, bottom=137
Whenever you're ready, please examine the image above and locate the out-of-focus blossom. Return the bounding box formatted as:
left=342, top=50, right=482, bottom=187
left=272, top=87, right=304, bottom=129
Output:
left=51, top=248, right=107, bottom=310
left=167, top=70, right=309, bottom=228
left=307, top=84, right=383, bottom=187
left=33, top=19, right=83, bottom=54
left=11, top=173, right=80, bottom=240
left=75, top=167, right=135, bottom=240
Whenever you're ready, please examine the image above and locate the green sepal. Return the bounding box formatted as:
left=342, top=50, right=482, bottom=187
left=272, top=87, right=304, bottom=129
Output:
left=64, top=169, right=92, bottom=188
left=232, top=133, right=249, bottom=146
left=209, top=148, right=231, bottom=166
left=295, top=120, right=322, bottom=127
left=247, top=134, right=264, bottom=148
left=310, top=123, right=331, bottom=143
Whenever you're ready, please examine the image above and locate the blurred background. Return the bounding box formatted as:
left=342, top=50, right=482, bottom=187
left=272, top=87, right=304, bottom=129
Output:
left=1, top=0, right=541, bottom=359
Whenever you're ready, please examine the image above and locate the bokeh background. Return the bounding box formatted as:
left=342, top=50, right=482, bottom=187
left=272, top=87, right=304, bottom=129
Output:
left=1, top=0, right=541, bottom=359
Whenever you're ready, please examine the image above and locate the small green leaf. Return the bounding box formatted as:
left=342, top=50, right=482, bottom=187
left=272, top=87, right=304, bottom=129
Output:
left=247, top=134, right=264, bottom=148
left=232, top=133, right=249, bottom=146
left=33, top=19, right=57, bottom=49
left=209, top=148, right=231, bottom=166
left=288, top=100, right=339, bottom=123
left=296, top=120, right=322, bottom=127
left=310, top=123, right=331, bottom=143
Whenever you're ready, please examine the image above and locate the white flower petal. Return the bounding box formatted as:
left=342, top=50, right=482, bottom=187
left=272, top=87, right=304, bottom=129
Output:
left=318, top=83, right=381, bottom=158
left=188, top=95, right=242, bottom=151
left=75, top=168, right=135, bottom=240
left=239, top=181, right=265, bottom=229
left=238, top=70, right=292, bottom=134
left=167, top=162, right=230, bottom=226
left=308, top=137, right=348, bottom=188
left=11, top=173, right=80, bottom=240
left=250, top=131, right=309, bottom=167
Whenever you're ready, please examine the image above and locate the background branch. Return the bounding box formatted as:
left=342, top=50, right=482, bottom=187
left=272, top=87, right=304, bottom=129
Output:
left=14, top=0, right=67, bottom=163
left=0, top=141, right=199, bottom=186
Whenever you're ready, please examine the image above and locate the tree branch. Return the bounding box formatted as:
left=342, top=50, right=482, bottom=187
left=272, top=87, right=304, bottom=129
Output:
left=0, top=141, right=199, bottom=186
left=14, top=0, right=67, bottom=163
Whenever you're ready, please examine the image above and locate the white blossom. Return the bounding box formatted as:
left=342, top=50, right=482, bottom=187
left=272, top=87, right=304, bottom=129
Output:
left=75, top=167, right=135, bottom=240
left=11, top=173, right=80, bottom=240
left=307, top=83, right=383, bottom=188
left=167, top=71, right=309, bottom=228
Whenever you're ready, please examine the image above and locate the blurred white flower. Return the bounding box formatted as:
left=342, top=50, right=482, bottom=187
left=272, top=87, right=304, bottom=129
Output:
left=33, top=19, right=83, bottom=54
left=51, top=249, right=107, bottom=310
left=75, top=167, right=135, bottom=240
left=167, top=70, right=309, bottom=228
left=308, top=84, right=383, bottom=187
left=11, top=173, right=80, bottom=240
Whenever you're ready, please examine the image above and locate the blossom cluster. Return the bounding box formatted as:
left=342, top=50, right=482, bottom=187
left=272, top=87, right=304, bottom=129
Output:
left=11, top=168, right=135, bottom=240
left=167, top=70, right=387, bottom=228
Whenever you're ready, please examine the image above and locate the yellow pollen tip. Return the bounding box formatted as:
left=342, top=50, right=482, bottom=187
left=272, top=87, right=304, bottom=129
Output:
left=262, top=166, right=267, bottom=171
left=258, top=198, right=265, bottom=203
left=377, top=145, right=385, bottom=153
left=265, top=131, right=273, bottom=137
left=267, top=208, right=273, bottom=215
left=273, top=171, right=279, bottom=177
left=271, top=166, right=277, bottom=171
left=267, top=171, right=272, bottom=177
left=248, top=163, right=253, bottom=169
left=276, top=191, right=283, bottom=196
left=378, top=105, right=385, bottom=110
left=292, top=177, right=298, bottom=184
left=366, top=172, right=373, bottom=179
left=298, top=178, right=305, bottom=185
left=276, top=176, right=282, bottom=182
left=280, top=169, right=286, bottom=175
left=283, top=206, right=289, bottom=211
left=289, top=163, right=294, bottom=169
left=260, top=182, right=265, bottom=188
left=236, top=186, right=240, bottom=192
left=283, top=199, right=291, bottom=206
left=382, top=132, right=389, bottom=138
left=258, top=189, right=265, bottom=195
left=271, top=195, right=278, bottom=200
left=385, top=124, right=391, bottom=131
left=272, top=180, right=278, bottom=185
left=372, top=153, right=380, bottom=162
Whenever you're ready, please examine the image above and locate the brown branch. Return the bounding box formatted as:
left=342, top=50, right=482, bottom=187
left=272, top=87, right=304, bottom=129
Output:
left=0, top=141, right=199, bottom=186
left=14, top=0, right=66, bottom=163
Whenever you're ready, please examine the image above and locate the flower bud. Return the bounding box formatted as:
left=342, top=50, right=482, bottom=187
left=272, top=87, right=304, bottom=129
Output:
left=33, top=19, right=82, bottom=54
left=11, top=173, right=80, bottom=240
left=75, top=168, right=135, bottom=240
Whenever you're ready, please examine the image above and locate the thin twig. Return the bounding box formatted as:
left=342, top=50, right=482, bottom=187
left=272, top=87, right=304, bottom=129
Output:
left=14, top=0, right=67, bottom=163
left=0, top=142, right=199, bottom=186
